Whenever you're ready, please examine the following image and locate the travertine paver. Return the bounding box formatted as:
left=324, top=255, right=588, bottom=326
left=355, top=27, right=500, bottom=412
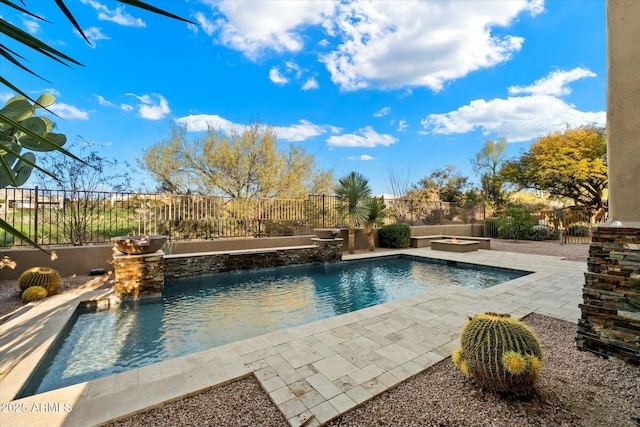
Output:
left=0, top=248, right=586, bottom=427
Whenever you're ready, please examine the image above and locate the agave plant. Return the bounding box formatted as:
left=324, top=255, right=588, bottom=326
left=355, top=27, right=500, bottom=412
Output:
left=335, top=172, right=372, bottom=254
left=364, top=197, right=387, bottom=251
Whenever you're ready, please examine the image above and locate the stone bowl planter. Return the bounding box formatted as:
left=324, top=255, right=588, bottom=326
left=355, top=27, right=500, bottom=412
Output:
left=112, top=235, right=167, bottom=255
left=313, top=228, right=342, bottom=239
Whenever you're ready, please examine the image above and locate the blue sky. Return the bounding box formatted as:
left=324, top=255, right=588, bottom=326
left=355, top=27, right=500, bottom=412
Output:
left=2, top=0, right=606, bottom=195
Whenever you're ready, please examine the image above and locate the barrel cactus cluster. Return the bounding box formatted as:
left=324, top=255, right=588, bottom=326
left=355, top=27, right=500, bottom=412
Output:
left=18, top=267, right=61, bottom=302
left=452, top=312, right=543, bottom=396
left=21, top=286, right=48, bottom=303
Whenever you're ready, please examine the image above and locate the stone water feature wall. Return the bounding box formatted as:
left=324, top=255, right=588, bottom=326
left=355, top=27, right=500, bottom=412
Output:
left=164, top=238, right=343, bottom=280
left=577, top=226, right=640, bottom=364
left=113, top=250, right=165, bottom=299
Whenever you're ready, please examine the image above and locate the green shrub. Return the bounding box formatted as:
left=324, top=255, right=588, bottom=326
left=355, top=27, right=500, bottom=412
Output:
left=21, top=286, right=48, bottom=302
left=452, top=312, right=542, bottom=397
left=378, top=224, right=411, bottom=248
left=484, top=217, right=500, bottom=238
left=18, top=267, right=61, bottom=295
left=528, top=225, right=551, bottom=241
left=497, top=207, right=534, bottom=240
left=567, top=221, right=590, bottom=237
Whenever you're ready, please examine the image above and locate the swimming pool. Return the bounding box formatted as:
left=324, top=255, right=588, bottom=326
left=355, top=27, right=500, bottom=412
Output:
left=21, top=256, right=528, bottom=397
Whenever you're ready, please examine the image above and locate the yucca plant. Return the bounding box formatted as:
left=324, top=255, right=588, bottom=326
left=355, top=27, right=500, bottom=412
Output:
left=364, top=197, right=387, bottom=251
left=335, top=172, right=372, bottom=254
left=452, top=312, right=542, bottom=396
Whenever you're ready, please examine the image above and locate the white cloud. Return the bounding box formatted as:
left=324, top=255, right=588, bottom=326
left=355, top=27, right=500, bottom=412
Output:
left=39, top=88, right=61, bottom=96
left=126, top=93, right=170, bottom=120
left=348, top=154, right=376, bottom=161
left=270, top=62, right=319, bottom=89
left=202, top=1, right=542, bottom=91
left=422, top=68, right=605, bottom=142
left=321, top=1, right=540, bottom=91
left=192, top=11, right=217, bottom=36
left=82, top=27, right=110, bottom=47
left=285, top=61, right=303, bottom=79
left=269, top=67, right=289, bottom=85
left=397, top=120, right=408, bottom=132
left=95, top=94, right=114, bottom=107
left=508, top=68, right=596, bottom=96
left=273, top=120, right=327, bottom=141
left=176, top=115, right=331, bottom=142
left=49, top=103, right=89, bottom=120
left=327, top=126, right=397, bottom=147
left=23, top=20, right=40, bottom=34
left=120, top=103, right=133, bottom=111
left=211, top=0, right=335, bottom=59
left=81, top=0, right=146, bottom=27
left=176, top=114, right=239, bottom=133
left=302, top=77, right=319, bottom=90
left=399, top=89, right=413, bottom=99
left=373, top=106, right=391, bottom=117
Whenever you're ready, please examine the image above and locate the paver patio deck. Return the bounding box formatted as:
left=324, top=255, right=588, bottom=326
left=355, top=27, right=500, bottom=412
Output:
left=0, top=248, right=586, bottom=427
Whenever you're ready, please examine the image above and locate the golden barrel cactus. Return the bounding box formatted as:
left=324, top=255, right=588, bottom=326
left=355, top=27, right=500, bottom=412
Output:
left=452, top=312, right=542, bottom=396
left=21, top=286, right=48, bottom=302
left=18, top=267, right=61, bottom=295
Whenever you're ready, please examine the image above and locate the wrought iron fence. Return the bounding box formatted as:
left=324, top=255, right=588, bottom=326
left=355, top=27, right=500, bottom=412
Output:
left=537, top=207, right=608, bottom=244
left=484, top=206, right=608, bottom=244
left=0, top=188, right=485, bottom=247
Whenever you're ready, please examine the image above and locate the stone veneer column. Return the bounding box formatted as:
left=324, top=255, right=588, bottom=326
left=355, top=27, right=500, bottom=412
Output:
left=311, top=238, right=344, bottom=262
left=578, top=227, right=640, bottom=363
left=576, top=0, right=640, bottom=364
left=113, top=250, right=165, bottom=299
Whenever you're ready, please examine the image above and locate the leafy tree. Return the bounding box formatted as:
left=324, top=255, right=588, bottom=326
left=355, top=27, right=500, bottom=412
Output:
left=363, top=197, right=387, bottom=251
left=415, top=165, right=471, bottom=203
left=472, top=138, right=509, bottom=211
left=500, top=125, right=607, bottom=221
left=36, top=140, right=132, bottom=245
left=385, top=168, right=413, bottom=224
left=335, top=172, right=372, bottom=254
left=140, top=123, right=334, bottom=199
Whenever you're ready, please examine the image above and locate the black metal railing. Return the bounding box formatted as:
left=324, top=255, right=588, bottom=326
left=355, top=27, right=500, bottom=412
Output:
left=0, top=188, right=485, bottom=247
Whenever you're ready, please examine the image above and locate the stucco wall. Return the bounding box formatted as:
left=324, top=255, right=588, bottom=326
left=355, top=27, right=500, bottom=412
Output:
left=607, top=0, right=640, bottom=224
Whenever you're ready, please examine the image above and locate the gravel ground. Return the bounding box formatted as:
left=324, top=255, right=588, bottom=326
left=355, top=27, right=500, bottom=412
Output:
left=107, top=376, right=288, bottom=427
left=106, top=314, right=640, bottom=427
left=0, top=273, right=113, bottom=324
left=4, top=240, right=638, bottom=427
left=327, top=313, right=640, bottom=427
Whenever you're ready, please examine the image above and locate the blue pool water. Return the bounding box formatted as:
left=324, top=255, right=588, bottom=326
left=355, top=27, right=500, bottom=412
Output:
left=25, top=256, right=527, bottom=396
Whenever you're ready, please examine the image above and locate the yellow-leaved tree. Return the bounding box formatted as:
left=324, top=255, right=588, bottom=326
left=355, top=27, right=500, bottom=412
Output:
left=140, top=123, right=334, bottom=199
left=500, top=125, right=607, bottom=221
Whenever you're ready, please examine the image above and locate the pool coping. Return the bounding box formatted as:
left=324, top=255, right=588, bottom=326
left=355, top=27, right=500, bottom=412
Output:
left=0, top=248, right=587, bottom=427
